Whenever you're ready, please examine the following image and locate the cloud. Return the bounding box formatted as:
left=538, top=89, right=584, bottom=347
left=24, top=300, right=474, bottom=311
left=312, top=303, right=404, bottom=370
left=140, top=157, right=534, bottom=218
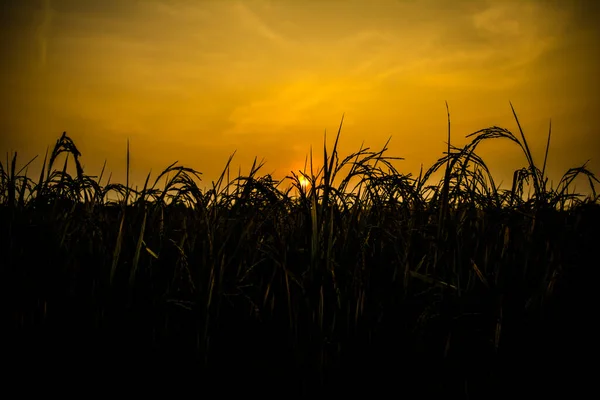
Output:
left=231, top=1, right=290, bottom=47
left=224, top=77, right=373, bottom=138
left=37, top=0, right=53, bottom=69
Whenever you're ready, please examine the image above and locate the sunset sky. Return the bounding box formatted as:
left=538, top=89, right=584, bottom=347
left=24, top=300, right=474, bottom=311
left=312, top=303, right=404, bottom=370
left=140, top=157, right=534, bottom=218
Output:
left=1, top=0, right=599, bottom=195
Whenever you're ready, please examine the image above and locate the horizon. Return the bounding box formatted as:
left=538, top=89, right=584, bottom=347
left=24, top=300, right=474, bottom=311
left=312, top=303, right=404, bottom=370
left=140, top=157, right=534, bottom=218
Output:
left=6, top=126, right=598, bottom=208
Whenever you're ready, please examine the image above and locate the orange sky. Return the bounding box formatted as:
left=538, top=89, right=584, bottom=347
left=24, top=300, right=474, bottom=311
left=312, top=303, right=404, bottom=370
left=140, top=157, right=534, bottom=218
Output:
left=1, top=0, right=599, bottom=196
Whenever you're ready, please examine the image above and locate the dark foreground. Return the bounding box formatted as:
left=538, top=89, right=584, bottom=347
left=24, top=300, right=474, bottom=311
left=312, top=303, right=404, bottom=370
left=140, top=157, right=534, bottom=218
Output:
left=4, top=203, right=598, bottom=398
left=2, top=127, right=599, bottom=397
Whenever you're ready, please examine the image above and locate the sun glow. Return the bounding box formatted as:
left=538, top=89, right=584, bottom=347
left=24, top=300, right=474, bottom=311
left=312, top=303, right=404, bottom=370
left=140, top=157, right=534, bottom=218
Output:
left=299, top=175, right=310, bottom=189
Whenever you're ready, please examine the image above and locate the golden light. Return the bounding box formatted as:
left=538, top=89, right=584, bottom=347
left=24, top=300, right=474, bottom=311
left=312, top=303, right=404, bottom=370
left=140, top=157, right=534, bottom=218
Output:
left=0, top=1, right=598, bottom=197
left=299, top=175, right=310, bottom=190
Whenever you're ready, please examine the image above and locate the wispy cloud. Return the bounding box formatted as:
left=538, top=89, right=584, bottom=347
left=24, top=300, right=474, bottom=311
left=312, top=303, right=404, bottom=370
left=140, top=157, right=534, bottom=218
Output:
left=231, top=1, right=290, bottom=47
left=37, top=0, right=53, bottom=69
left=224, top=77, right=373, bottom=138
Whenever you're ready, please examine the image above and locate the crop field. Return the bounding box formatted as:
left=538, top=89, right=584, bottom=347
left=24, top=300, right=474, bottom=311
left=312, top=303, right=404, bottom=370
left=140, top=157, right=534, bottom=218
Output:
left=2, top=107, right=598, bottom=397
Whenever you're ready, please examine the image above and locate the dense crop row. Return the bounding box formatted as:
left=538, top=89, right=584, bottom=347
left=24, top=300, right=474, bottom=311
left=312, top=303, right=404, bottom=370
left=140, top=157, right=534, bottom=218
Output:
left=2, top=106, right=598, bottom=397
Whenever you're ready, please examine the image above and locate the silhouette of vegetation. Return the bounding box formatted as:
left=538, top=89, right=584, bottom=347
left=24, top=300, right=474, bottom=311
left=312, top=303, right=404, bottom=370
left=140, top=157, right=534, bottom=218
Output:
left=2, top=105, right=598, bottom=397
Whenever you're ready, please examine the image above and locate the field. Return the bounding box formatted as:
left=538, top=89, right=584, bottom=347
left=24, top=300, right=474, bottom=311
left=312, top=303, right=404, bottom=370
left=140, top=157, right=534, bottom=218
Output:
left=2, top=107, right=598, bottom=397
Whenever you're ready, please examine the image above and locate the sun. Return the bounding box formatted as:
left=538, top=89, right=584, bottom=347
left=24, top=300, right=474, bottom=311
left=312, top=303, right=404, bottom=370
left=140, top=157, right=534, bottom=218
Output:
left=299, top=175, right=310, bottom=189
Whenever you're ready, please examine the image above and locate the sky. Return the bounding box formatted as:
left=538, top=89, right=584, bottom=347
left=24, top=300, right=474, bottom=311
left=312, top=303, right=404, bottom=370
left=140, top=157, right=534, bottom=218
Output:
left=1, top=0, right=599, bottom=196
